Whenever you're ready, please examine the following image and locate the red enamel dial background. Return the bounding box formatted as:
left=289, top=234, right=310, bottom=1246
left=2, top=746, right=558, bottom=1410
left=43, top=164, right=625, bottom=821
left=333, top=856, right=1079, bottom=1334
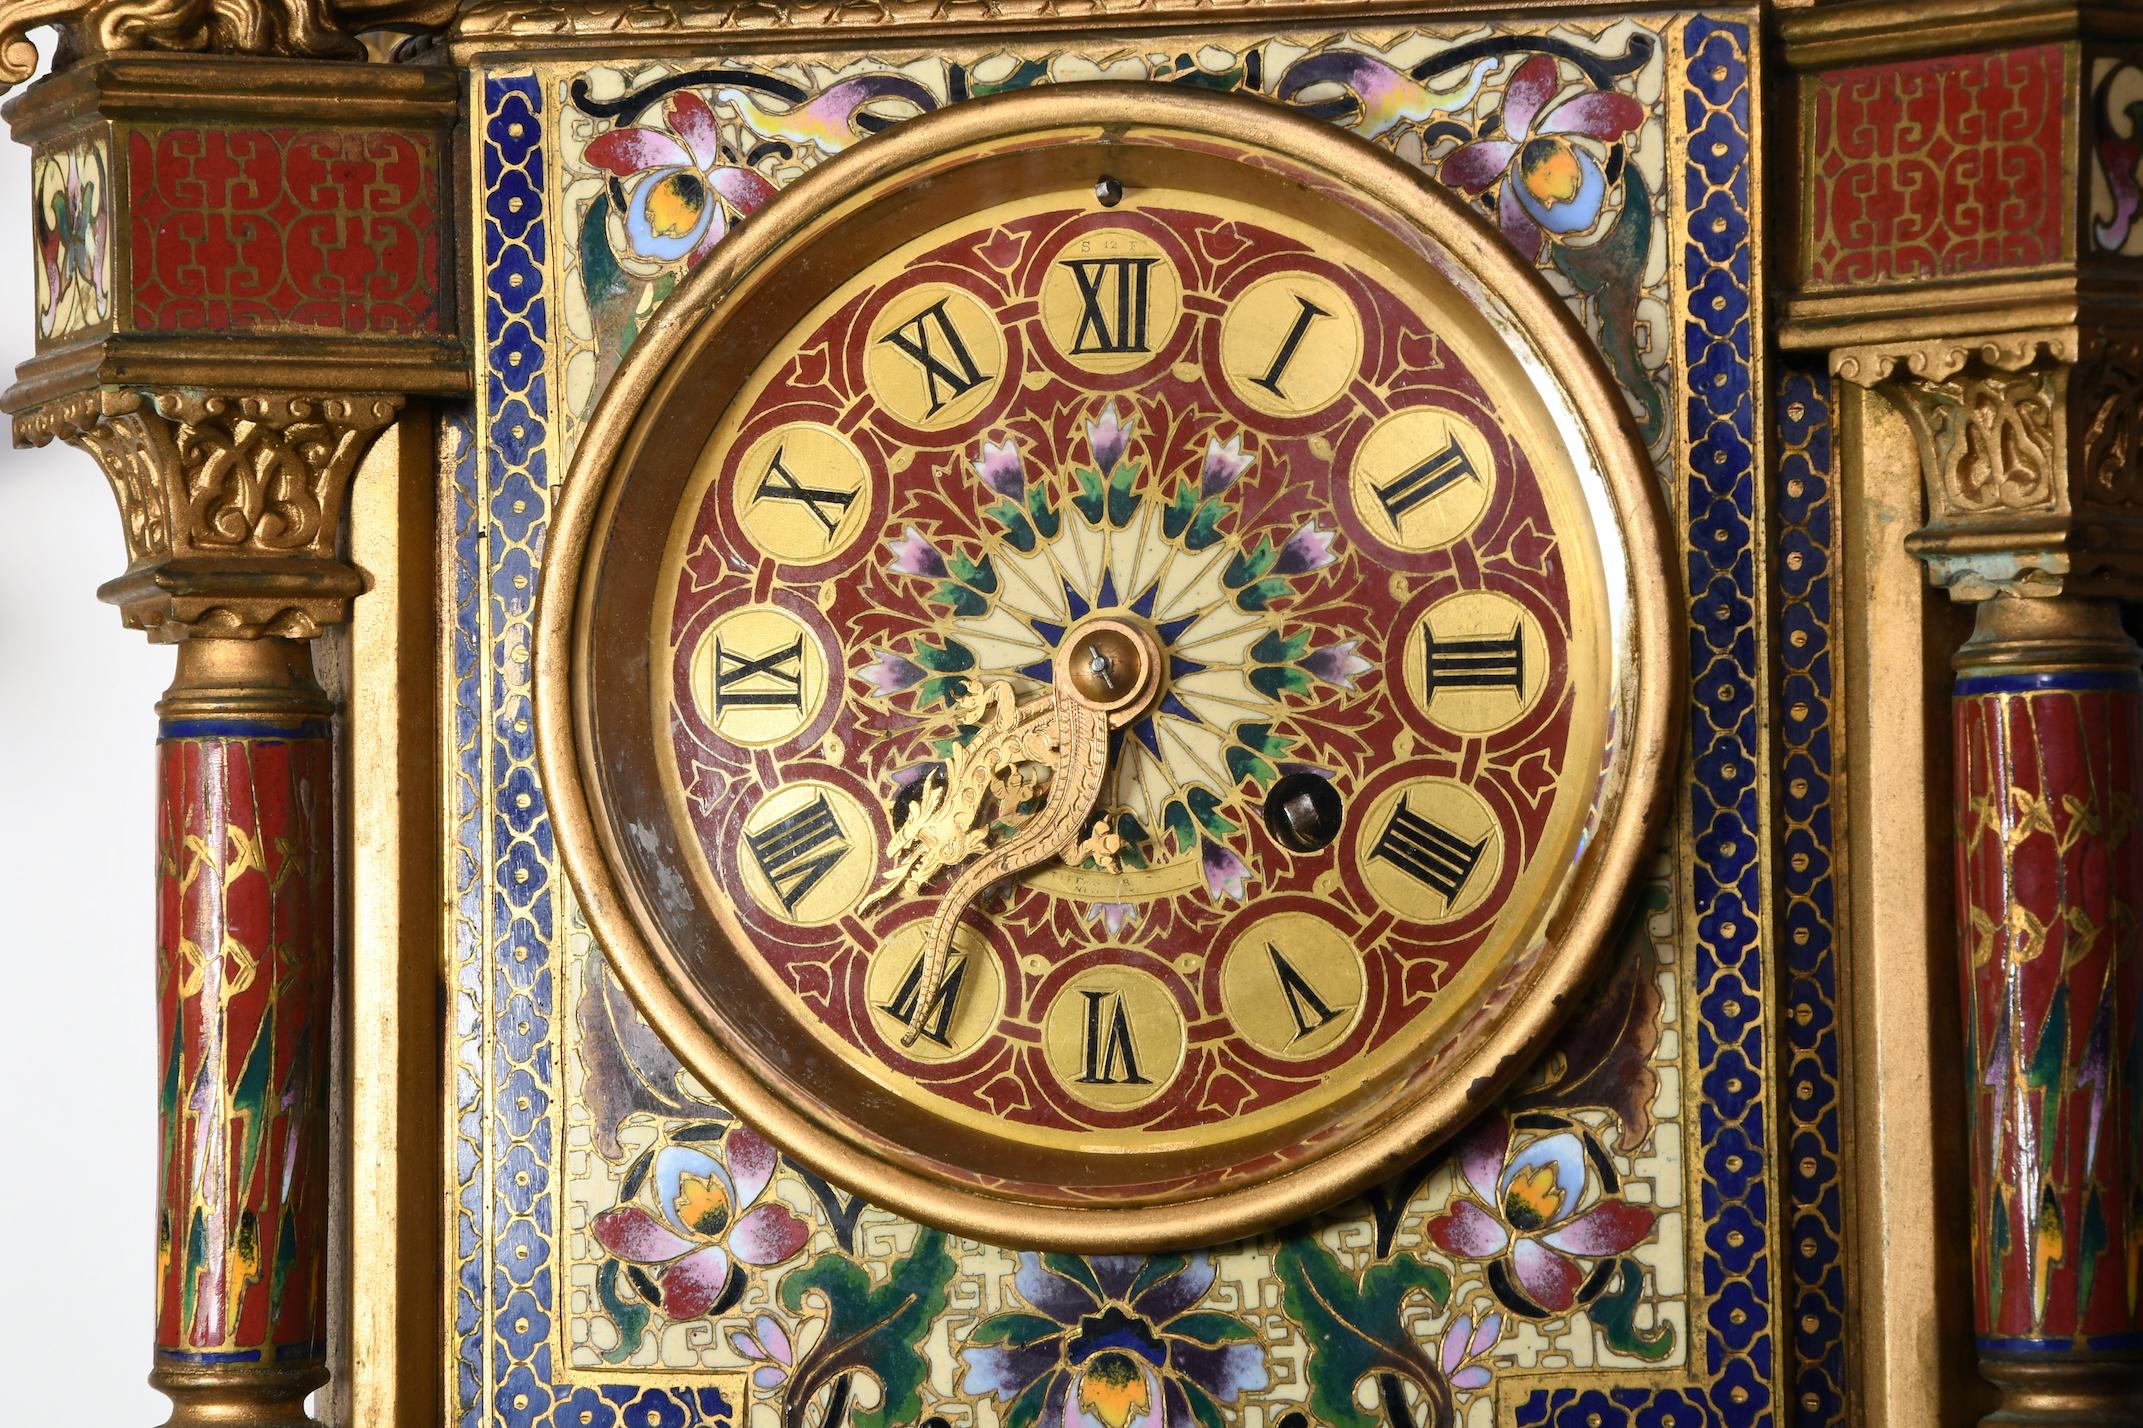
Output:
left=659, top=197, right=1601, bottom=1144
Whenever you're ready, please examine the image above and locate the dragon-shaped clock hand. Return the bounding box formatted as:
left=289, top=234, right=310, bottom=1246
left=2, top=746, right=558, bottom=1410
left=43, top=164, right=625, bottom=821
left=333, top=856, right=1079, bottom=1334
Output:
left=862, top=618, right=1160, bottom=1049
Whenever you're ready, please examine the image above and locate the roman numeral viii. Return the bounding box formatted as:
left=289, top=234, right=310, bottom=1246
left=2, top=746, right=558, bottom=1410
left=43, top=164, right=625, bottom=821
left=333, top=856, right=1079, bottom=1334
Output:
left=1078, top=991, right=1149, bottom=1085
left=745, top=793, right=849, bottom=914
left=1063, top=256, right=1159, bottom=355
left=1371, top=795, right=1487, bottom=908
left=878, top=297, right=990, bottom=416
left=712, top=637, right=804, bottom=714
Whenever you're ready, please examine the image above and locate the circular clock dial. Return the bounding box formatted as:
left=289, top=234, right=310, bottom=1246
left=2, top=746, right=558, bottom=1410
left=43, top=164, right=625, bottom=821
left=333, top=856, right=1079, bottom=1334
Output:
left=540, top=88, right=1676, bottom=1249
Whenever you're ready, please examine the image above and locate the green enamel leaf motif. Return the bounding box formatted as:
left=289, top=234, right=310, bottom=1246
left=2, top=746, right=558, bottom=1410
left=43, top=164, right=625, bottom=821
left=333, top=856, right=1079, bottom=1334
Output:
left=1275, top=1239, right=1450, bottom=1428
left=780, top=1228, right=957, bottom=1428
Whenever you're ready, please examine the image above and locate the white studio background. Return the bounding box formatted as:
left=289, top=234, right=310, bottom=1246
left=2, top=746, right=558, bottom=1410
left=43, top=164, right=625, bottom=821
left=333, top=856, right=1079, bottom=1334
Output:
left=0, top=32, right=178, bottom=1424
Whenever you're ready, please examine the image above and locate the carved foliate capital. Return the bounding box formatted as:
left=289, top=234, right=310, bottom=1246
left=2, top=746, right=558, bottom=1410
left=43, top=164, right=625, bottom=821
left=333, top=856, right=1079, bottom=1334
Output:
left=1833, top=326, right=2143, bottom=603
left=16, top=387, right=399, bottom=640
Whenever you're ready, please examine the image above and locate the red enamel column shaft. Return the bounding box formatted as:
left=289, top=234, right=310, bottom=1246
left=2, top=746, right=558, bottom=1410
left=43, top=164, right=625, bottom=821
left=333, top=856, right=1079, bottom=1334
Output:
left=1952, top=598, right=2143, bottom=1419
left=151, top=639, right=335, bottom=1428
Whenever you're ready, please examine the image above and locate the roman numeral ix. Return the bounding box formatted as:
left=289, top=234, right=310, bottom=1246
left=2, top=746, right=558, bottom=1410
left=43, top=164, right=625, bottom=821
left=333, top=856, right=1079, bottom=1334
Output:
left=1372, top=795, right=1487, bottom=908
left=745, top=793, right=849, bottom=914
left=1078, top=990, right=1149, bottom=1086
left=878, top=297, right=990, bottom=416
left=1063, top=256, right=1159, bottom=355
left=712, top=637, right=804, bottom=714
left=755, top=446, right=856, bottom=537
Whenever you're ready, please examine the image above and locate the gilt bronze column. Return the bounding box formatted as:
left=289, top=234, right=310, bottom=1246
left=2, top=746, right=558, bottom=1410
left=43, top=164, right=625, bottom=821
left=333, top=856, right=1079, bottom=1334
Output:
left=0, top=29, right=460, bottom=1427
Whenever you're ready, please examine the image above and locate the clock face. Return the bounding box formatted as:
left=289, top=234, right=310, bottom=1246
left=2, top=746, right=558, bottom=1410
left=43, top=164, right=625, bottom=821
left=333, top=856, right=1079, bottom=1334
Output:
left=542, top=89, right=1676, bottom=1249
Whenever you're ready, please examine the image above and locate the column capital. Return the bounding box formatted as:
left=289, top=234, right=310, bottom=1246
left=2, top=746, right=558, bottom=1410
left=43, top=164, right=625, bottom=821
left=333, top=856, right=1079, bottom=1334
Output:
left=0, top=0, right=452, bottom=88
left=15, top=386, right=400, bottom=640
left=1827, top=323, right=2143, bottom=603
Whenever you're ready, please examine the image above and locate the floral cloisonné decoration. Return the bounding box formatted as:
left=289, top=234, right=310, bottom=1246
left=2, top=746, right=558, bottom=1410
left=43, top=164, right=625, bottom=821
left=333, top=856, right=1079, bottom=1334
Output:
left=1424, top=1112, right=1657, bottom=1317
left=1439, top=55, right=1645, bottom=260
left=591, top=1124, right=811, bottom=1318
left=963, top=1253, right=1270, bottom=1428
left=863, top=399, right=1356, bottom=911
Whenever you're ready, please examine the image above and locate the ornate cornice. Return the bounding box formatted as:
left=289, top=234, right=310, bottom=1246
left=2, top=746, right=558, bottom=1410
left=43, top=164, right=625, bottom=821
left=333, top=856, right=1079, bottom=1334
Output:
left=16, top=387, right=400, bottom=640
left=0, top=0, right=451, bottom=88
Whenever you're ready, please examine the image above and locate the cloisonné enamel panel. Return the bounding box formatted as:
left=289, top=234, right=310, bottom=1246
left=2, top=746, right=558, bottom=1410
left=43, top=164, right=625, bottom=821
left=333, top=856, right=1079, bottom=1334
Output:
left=450, top=13, right=1822, bottom=1428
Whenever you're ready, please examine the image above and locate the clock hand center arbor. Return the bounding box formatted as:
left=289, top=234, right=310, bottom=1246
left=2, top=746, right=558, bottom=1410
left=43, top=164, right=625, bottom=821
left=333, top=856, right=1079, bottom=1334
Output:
left=883, top=615, right=1162, bottom=1048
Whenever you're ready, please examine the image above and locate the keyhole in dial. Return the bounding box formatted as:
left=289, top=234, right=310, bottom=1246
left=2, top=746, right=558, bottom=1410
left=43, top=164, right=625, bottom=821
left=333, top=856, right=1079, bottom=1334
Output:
left=1264, top=771, right=1344, bottom=853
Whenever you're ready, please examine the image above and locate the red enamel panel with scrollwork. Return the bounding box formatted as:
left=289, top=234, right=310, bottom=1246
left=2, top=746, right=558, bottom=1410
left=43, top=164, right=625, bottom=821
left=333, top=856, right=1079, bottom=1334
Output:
left=153, top=732, right=334, bottom=1364
left=1805, top=44, right=2068, bottom=287
left=128, top=127, right=444, bottom=336
left=1954, top=680, right=2143, bottom=1347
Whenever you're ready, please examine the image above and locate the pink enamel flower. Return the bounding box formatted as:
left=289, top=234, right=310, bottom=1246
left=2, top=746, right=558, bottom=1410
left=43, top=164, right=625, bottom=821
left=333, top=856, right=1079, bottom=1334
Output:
left=591, top=1126, right=810, bottom=1319
left=1424, top=1116, right=1654, bottom=1316
left=585, top=92, right=778, bottom=266
left=1440, top=56, right=1644, bottom=260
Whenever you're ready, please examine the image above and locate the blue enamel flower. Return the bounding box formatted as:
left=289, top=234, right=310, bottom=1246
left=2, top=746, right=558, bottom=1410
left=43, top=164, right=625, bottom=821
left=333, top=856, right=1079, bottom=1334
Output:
left=962, top=1254, right=1268, bottom=1428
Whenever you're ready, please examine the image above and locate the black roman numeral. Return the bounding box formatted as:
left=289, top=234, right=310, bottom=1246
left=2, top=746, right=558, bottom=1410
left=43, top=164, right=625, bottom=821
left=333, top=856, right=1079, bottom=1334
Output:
left=745, top=793, right=849, bottom=914
left=1423, top=623, right=1527, bottom=698
left=1372, top=796, right=1487, bottom=908
left=712, top=637, right=804, bottom=714
left=878, top=297, right=990, bottom=415
left=1078, top=991, right=1148, bottom=1085
left=755, top=445, right=856, bottom=537
left=1266, top=943, right=1346, bottom=1043
left=1249, top=293, right=1332, bottom=399
left=879, top=952, right=970, bottom=1047
left=1063, top=256, right=1159, bottom=355
left=1375, top=435, right=1480, bottom=525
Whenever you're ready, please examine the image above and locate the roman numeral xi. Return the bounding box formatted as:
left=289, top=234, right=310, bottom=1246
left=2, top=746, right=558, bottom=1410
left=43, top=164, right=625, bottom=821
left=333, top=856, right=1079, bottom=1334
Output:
left=878, top=297, right=990, bottom=416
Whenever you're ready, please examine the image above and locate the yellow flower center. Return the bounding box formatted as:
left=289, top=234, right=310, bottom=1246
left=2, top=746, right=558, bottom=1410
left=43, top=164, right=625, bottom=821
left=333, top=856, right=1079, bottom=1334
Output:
left=1519, top=139, right=1585, bottom=208
left=674, top=1170, right=733, bottom=1239
left=1503, top=1163, right=1565, bottom=1232
left=645, top=172, right=708, bottom=240
left=1078, top=1353, right=1151, bottom=1428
